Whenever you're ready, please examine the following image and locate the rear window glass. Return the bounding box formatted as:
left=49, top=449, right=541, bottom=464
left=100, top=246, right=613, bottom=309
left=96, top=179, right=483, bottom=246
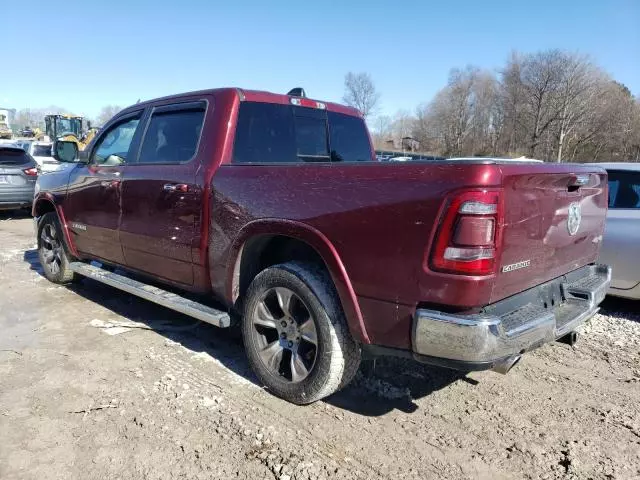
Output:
left=232, top=102, right=372, bottom=164
left=608, top=170, right=640, bottom=209
left=295, top=114, right=329, bottom=160
left=328, top=111, right=373, bottom=162
left=0, top=148, right=31, bottom=165
left=233, top=102, right=297, bottom=163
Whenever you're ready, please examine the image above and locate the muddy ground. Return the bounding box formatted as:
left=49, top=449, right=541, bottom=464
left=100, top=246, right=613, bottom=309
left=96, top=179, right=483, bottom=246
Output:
left=0, top=214, right=639, bottom=480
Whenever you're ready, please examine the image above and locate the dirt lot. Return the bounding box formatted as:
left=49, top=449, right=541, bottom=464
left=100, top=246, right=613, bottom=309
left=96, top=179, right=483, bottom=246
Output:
left=1, top=215, right=639, bottom=480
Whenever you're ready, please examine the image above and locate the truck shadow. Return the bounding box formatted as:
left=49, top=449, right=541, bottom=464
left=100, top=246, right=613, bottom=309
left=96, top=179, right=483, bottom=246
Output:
left=600, top=296, right=640, bottom=321
left=24, top=248, right=469, bottom=416
left=0, top=210, right=32, bottom=221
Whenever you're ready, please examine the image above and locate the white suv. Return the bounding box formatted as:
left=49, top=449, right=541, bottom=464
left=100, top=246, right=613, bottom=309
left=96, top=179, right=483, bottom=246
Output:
left=10, top=140, right=62, bottom=173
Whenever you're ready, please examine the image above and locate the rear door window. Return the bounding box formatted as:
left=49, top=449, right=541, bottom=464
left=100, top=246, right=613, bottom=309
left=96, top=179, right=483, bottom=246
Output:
left=137, top=102, right=206, bottom=164
left=608, top=170, right=640, bottom=209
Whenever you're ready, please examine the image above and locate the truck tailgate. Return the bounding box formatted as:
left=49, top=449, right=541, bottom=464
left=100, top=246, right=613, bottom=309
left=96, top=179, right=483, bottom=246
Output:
left=491, top=165, right=608, bottom=303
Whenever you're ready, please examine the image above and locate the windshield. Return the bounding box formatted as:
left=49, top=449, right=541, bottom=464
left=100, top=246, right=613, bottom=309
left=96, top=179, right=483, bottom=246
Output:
left=55, top=118, right=81, bottom=136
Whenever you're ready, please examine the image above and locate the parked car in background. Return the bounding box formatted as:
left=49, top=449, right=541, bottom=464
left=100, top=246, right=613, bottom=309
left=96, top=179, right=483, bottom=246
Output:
left=20, top=127, right=36, bottom=138
left=9, top=140, right=32, bottom=151
left=9, top=140, right=60, bottom=173
left=595, top=163, right=640, bottom=299
left=448, top=157, right=545, bottom=163
left=30, top=142, right=60, bottom=173
left=0, top=145, right=38, bottom=211
left=34, top=87, right=610, bottom=404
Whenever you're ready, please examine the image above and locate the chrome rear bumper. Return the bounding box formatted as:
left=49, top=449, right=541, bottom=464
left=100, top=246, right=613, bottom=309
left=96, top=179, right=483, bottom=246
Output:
left=412, top=264, right=611, bottom=370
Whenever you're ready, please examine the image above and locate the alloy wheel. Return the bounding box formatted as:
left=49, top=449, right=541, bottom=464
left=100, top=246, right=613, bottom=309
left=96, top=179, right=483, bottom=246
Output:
left=40, top=223, right=63, bottom=275
left=249, top=287, right=318, bottom=383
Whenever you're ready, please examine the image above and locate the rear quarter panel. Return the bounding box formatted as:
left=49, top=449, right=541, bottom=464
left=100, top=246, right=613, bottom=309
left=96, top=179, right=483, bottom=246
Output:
left=210, top=162, right=503, bottom=347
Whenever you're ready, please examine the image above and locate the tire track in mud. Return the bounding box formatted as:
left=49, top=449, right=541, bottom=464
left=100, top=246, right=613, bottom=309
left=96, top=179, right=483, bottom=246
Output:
left=146, top=346, right=392, bottom=479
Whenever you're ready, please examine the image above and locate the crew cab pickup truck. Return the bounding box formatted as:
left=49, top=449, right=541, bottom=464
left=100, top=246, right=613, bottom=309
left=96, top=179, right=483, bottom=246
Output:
left=34, top=87, right=611, bottom=404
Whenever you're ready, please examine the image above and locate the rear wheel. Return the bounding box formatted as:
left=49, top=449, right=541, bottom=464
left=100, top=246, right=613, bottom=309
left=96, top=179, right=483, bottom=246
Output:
left=242, top=262, right=361, bottom=404
left=37, top=212, right=76, bottom=284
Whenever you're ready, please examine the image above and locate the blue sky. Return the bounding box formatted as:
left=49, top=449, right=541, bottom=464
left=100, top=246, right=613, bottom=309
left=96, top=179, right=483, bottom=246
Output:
left=2, top=0, right=638, bottom=119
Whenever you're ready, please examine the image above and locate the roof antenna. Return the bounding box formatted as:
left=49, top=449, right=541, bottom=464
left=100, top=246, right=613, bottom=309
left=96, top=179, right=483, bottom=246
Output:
left=287, top=88, right=306, bottom=98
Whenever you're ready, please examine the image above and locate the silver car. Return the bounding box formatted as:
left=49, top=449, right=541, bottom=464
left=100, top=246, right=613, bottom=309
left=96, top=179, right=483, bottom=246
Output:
left=0, top=145, right=38, bottom=211
left=597, top=163, right=640, bottom=299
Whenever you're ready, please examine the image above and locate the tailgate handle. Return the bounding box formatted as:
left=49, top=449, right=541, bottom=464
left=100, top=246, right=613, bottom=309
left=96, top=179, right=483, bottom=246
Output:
left=569, top=174, right=590, bottom=187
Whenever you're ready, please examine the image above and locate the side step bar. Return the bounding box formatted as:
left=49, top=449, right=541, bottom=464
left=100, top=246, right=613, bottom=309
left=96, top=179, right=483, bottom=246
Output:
left=69, top=262, right=231, bottom=328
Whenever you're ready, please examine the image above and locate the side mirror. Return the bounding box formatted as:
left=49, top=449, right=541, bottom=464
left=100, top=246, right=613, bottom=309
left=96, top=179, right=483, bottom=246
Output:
left=53, top=140, right=79, bottom=163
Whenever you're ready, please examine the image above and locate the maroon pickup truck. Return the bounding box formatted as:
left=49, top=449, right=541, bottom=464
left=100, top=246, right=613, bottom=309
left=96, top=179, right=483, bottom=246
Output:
left=34, top=87, right=611, bottom=404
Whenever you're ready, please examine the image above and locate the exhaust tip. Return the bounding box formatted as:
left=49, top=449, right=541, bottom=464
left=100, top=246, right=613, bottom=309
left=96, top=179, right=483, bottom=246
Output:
left=492, top=355, right=521, bottom=375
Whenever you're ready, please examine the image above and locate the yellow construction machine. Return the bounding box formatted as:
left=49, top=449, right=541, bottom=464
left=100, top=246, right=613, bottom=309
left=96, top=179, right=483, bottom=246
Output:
left=44, top=114, right=99, bottom=150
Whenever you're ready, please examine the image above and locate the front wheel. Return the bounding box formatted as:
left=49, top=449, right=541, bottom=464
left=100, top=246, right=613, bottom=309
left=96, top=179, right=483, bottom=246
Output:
left=242, top=262, right=361, bottom=404
left=37, top=212, right=76, bottom=284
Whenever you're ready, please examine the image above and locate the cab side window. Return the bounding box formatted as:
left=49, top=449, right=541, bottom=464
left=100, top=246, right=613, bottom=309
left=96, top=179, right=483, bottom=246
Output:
left=137, top=103, right=206, bottom=164
left=91, top=117, right=141, bottom=166
left=608, top=170, right=640, bottom=209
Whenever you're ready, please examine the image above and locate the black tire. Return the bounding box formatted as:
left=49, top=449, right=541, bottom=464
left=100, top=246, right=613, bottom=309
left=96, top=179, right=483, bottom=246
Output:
left=242, top=262, right=361, bottom=404
left=37, top=212, right=76, bottom=284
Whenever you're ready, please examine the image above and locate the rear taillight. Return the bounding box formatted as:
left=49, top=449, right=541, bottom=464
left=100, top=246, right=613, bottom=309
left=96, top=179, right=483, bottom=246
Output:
left=429, top=189, right=503, bottom=276
left=23, top=167, right=38, bottom=176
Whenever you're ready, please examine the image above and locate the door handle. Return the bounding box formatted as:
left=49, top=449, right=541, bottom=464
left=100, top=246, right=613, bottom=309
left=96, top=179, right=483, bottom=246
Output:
left=100, top=180, right=120, bottom=189
left=95, top=170, right=121, bottom=177
left=163, top=183, right=189, bottom=193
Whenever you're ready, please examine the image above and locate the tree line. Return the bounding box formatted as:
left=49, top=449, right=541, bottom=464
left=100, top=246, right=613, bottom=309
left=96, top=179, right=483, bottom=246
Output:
left=344, top=50, right=640, bottom=162
left=11, top=105, right=122, bottom=132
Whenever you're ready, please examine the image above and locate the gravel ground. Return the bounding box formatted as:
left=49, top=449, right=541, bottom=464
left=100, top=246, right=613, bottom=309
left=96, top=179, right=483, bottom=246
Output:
left=1, top=214, right=639, bottom=480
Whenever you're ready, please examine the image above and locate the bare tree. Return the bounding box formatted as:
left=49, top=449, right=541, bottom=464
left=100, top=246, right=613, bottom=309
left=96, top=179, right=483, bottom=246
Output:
left=370, top=115, right=393, bottom=149
left=13, top=109, right=41, bottom=130
left=412, top=103, right=432, bottom=149
left=389, top=110, right=414, bottom=151
left=414, top=66, right=499, bottom=156
left=498, top=52, right=525, bottom=156
left=552, top=55, right=602, bottom=161
left=519, top=50, right=567, bottom=157
left=14, top=105, right=70, bottom=131
left=96, top=105, right=122, bottom=126
left=411, top=50, right=640, bottom=162
left=342, top=72, right=380, bottom=120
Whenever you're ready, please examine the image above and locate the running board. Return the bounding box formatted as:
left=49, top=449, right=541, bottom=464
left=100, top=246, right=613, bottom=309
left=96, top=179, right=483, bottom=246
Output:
left=69, top=262, right=231, bottom=328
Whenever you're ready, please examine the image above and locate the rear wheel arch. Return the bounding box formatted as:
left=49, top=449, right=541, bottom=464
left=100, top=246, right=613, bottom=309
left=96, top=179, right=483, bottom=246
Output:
left=228, top=221, right=370, bottom=344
